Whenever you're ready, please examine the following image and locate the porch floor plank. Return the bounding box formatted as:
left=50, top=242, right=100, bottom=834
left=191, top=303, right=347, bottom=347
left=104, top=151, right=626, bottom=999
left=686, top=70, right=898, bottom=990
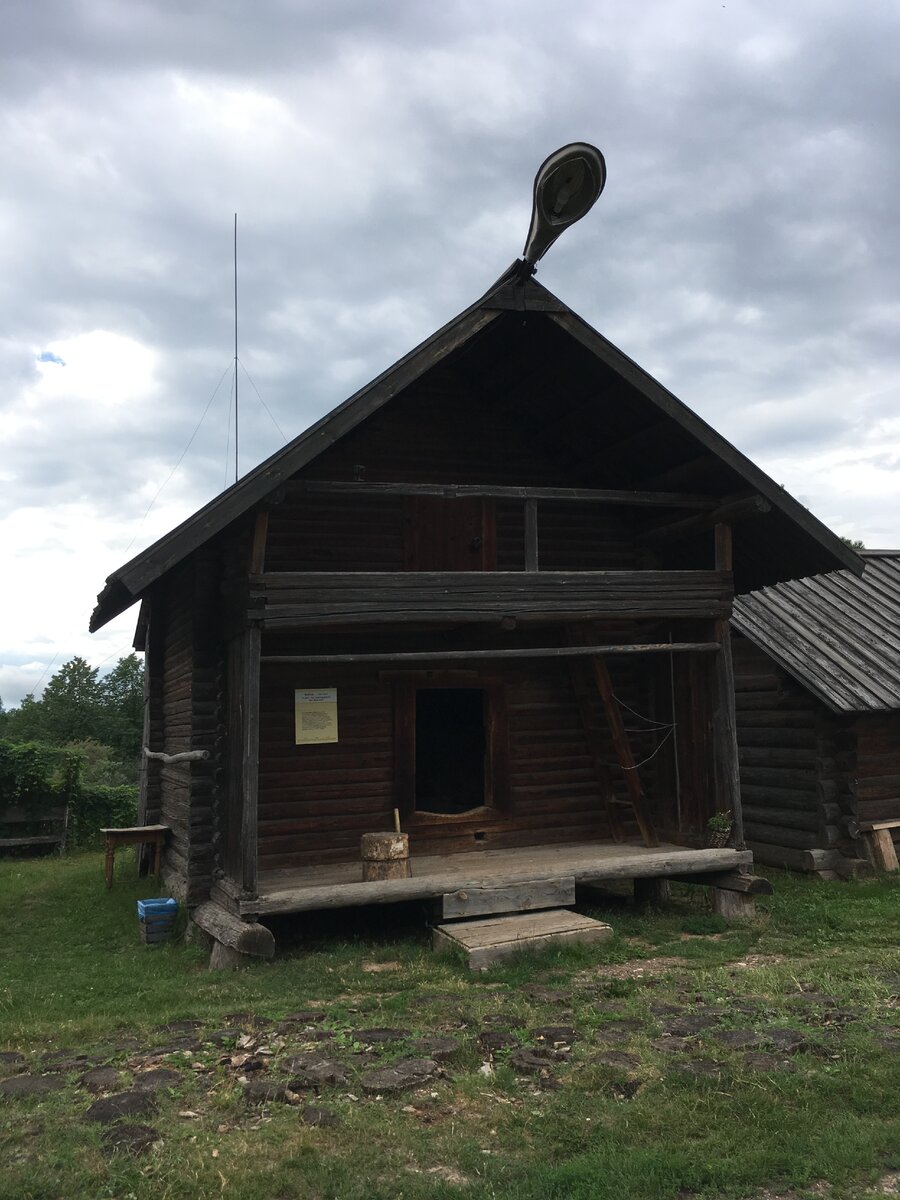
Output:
left=246, top=840, right=752, bottom=916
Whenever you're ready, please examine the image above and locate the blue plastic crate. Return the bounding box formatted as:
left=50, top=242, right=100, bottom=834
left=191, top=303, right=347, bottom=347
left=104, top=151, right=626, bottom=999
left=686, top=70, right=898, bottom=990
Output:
left=137, top=898, right=178, bottom=921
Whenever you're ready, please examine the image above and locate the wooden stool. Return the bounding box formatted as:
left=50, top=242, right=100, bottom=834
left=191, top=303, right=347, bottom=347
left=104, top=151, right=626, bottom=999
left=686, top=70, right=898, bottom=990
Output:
left=101, top=825, right=169, bottom=889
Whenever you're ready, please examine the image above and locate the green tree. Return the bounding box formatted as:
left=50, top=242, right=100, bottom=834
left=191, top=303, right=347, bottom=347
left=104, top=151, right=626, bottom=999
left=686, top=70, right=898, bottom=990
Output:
left=40, top=657, right=102, bottom=745
left=98, top=654, right=145, bottom=762
left=3, top=693, right=47, bottom=743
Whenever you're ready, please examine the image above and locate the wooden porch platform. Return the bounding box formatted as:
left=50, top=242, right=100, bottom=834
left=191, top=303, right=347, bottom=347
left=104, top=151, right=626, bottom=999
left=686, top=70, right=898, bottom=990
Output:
left=243, top=841, right=752, bottom=916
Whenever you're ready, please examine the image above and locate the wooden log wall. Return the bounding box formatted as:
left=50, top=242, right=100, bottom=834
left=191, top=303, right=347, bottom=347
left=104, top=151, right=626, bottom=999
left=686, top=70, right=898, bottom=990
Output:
left=153, top=556, right=224, bottom=903
left=255, top=652, right=678, bottom=873
left=732, top=634, right=850, bottom=856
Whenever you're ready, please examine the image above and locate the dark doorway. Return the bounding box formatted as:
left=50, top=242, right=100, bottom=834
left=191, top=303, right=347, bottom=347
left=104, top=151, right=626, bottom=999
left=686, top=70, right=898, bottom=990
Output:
left=415, top=689, right=486, bottom=814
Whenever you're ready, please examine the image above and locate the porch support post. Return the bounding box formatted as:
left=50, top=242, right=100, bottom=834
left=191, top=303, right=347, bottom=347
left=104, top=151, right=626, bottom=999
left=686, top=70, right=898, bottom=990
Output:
left=240, top=622, right=261, bottom=898
left=712, top=523, right=744, bottom=849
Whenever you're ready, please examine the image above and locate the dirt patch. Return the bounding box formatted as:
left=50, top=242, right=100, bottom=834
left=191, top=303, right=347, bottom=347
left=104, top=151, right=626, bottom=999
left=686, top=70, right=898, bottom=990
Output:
left=729, top=955, right=790, bottom=970
left=576, top=956, right=689, bottom=982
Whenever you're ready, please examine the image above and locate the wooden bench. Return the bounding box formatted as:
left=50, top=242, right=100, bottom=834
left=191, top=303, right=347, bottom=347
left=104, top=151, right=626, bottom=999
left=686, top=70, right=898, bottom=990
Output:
left=859, top=820, right=900, bottom=872
left=0, top=805, right=69, bottom=853
left=101, top=824, right=169, bottom=889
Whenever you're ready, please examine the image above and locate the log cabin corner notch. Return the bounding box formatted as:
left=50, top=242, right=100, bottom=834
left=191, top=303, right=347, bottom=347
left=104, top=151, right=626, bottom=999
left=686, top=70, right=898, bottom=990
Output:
left=90, top=264, right=861, bottom=931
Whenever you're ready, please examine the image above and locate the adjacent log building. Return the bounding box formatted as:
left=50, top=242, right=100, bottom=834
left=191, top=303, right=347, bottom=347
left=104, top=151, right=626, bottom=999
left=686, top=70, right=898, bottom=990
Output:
left=90, top=264, right=859, bottom=928
left=732, top=550, right=900, bottom=875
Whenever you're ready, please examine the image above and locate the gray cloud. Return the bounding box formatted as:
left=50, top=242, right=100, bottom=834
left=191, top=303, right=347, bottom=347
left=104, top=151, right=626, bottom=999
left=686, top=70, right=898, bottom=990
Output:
left=2, top=0, right=899, bottom=703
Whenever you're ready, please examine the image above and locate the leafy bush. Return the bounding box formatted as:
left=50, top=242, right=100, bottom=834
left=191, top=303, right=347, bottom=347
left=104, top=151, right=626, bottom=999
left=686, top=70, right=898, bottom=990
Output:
left=0, top=739, right=137, bottom=846
left=0, top=741, right=80, bottom=816
left=71, top=784, right=138, bottom=846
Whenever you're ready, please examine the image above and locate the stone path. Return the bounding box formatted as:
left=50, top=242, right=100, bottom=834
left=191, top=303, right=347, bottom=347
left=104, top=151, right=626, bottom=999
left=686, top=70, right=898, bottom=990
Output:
left=0, top=977, right=895, bottom=1157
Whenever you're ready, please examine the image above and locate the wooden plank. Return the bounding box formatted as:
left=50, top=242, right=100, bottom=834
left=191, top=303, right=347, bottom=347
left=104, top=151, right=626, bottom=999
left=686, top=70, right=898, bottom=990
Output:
left=868, top=827, right=900, bottom=871
left=524, top=498, right=539, bottom=572
left=432, top=909, right=613, bottom=970
left=745, top=841, right=840, bottom=872
left=440, top=877, right=576, bottom=919
left=665, top=870, right=773, bottom=895
left=248, top=845, right=751, bottom=914
left=249, top=510, right=269, bottom=575
left=294, top=481, right=717, bottom=509
left=714, top=616, right=744, bottom=847
left=641, top=494, right=771, bottom=545
left=261, top=642, right=720, bottom=666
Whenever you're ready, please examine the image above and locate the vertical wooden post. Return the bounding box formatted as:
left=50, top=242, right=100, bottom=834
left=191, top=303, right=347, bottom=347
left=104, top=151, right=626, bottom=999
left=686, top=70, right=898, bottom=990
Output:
left=249, top=510, right=269, bottom=575
left=713, top=523, right=744, bottom=849
left=240, top=623, right=261, bottom=899
left=524, top=499, right=539, bottom=572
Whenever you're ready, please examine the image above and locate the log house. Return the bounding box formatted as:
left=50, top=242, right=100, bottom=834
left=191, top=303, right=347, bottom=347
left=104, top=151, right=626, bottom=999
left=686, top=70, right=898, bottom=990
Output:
left=90, top=264, right=860, bottom=934
left=732, top=550, right=900, bottom=874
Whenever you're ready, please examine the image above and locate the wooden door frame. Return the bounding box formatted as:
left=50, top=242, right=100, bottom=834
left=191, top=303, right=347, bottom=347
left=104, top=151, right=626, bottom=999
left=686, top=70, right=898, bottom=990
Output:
left=393, top=673, right=510, bottom=824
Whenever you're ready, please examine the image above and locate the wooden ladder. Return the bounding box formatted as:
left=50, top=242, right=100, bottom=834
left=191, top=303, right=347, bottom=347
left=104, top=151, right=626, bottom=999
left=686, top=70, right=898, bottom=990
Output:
left=567, top=626, right=659, bottom=848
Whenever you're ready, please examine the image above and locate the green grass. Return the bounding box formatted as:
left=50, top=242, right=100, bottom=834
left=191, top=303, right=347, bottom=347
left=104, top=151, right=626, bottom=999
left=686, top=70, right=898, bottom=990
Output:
left=0, top=852, right=898, bottom=1200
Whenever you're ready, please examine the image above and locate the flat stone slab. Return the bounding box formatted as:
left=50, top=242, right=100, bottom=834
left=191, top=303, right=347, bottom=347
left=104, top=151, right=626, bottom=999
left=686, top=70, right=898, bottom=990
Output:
left=360, top=1057, right=438, bottom=1094
left=0, top=1052, right=25, bottom=1068
left=80, top=1067, right=124, bottom=1094
left=0, top=1074, right=66, bottom=1098
left=650, top=1037, right=693, bottom=1054
left=433, top=910, right=612, bottom=970
left=243, top=1079, right=295, bottom=1104
left=477, top=1030, right=520, bottom=1054
left=508, top=1048, right=561, bottom=1074
left=286, top=1058, right=350, bottom=1090
left=408, top=1037, right=459, bottom=1061
left=353, top=1028, right=411, bottom=1046
left=101, top=1122, right=161, bottom=1155
left=764, top=1028, right=809, bottom=1054
left=85, top=1090, right=158, bottom=1123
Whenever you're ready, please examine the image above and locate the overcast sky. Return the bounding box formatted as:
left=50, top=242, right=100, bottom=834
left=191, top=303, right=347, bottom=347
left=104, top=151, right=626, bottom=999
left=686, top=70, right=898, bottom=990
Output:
left=2, top=0, right=899, bottom=706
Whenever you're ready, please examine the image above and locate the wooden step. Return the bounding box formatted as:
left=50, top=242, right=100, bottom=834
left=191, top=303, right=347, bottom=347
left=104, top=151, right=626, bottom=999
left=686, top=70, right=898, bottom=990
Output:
left=432, top=908, right=613, bottom=970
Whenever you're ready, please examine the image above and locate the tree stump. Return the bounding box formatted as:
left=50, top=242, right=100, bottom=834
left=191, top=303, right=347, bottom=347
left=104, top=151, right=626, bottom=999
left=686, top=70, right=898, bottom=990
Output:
left=361, top=833, right=411, bottom=881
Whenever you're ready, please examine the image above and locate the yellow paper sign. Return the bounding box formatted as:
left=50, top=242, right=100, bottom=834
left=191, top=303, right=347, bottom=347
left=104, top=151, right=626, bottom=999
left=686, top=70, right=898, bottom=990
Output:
left=294, top=688, right=339, bottom=744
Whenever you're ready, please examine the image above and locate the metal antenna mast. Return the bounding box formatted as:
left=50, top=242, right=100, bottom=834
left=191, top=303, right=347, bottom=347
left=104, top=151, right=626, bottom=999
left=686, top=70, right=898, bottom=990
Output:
left=233, top=212, right=239, bottom=484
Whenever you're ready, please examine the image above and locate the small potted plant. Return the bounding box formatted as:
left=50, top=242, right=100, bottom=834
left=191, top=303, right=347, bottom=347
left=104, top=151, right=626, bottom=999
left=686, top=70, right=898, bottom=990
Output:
left=707, top=810, right=733, bottom=848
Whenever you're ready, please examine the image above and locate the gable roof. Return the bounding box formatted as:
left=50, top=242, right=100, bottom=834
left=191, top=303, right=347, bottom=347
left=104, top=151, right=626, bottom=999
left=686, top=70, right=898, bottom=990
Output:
left=732, top=550, right=900, bottom=713
left=90, top=263, right=862, bottom=632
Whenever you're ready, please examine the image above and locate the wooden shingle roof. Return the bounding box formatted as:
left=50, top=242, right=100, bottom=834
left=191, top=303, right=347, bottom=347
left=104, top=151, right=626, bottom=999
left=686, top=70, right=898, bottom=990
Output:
left=732, top=551, right=900, bottom=713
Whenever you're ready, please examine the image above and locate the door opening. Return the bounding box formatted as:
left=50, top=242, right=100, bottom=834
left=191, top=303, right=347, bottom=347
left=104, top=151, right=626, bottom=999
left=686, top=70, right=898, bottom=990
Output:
left=415, top=688, right=486, bottom=815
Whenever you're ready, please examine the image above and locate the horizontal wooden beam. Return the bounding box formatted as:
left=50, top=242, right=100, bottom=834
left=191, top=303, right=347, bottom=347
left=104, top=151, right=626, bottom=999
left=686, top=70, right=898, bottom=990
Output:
left=292, top=480, right=716, bottom=509
left=665, top=871, right=774, bottom=895
left=247, top=847, right=753, bottom=915
left=640, top=493, right=772, bottom=545
left=251, top=570, right=732, bottom=628
left=261, top=642, right=719, bottom=666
